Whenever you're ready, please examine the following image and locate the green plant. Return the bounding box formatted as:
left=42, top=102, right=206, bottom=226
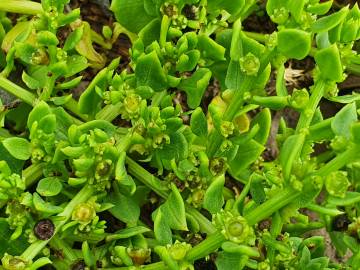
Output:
left=0, top=0, right=360, bottom=269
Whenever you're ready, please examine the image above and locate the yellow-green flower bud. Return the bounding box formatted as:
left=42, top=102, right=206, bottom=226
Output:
left=167, top=241, right=191, bottom=261
left=240, top=53, right=260, bottom=76
left=72, top=202, right=96, bottom=224
left=1, top=254, right=27, bottom=270
left=325, top=171, right=350, bottom=198
left=213, top=210, right=254, bottom=244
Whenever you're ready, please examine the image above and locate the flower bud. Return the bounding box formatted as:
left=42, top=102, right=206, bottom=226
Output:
left=270, top=8, right=289, bottom=24
left=290, top=89, right=309, bottom=110
left=1, top=254, right=27, bottom=270
left=325, top=171, right=350, bottom=198
left=127, top=248, right=151, bottom=265
left=72, top=202, right=96, bottom=224
left=168, top=241, right=191, bottom=261
left=240, top=53, right=260, bottom=76
left=213, top=210, right=254, bottom=244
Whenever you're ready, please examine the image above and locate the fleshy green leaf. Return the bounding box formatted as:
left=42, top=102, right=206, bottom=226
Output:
left=315, top=44, right=343, bottom=83
left=110, top=0, right=156, bottom=33
left=250, top=108, right=271, bottom=145
left=250, top=175, right=266, bottom=204
left=216, top=251, right=245, bottom=270
left=277, top=29, right=311, bottom=60
left=158, top=131, right=188, bottom=161
left=178, top=68, right=212, bottom=109
left=154, top=209, right=173, bottom=245
left=203, top=175, right=225, bottom=214
left=28, top=101, right=51, bottom=129
left=160, top=184, right=187, bottom=231
left=190, top=107, right=208, bottom=137
left=331, top=102, right=357, bottom=139
left=135, top=51, right=168, bottom=92
left=2, top=137, right=31, bottom=160
left=279, top=134, right=305, bottom=181
left=36, top=177, right=63, bottom=197
left=33, top=193, right=63, bottom=214
left=107, top=188, right=140, bottom=224
left=198, top=34, right=226, bottom=61
left=311, top=6, right=349, bottom=33
left=229, top=139, right=265, bottom=178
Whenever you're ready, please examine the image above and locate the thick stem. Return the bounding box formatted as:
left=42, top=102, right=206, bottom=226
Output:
left=186, top=232, right=226, bottom=262
left=244, top=187, right=300, bottom=226
left=64, top=99, right=89, bottom=122
left=96, top=104, right=122, bottom=122
left=207, top=76, right=253, bottom=157
left=275, top=64, right=288, bottom=97
left=295, top=80, right=326, bottom=133
left=317, top=146, right=360, bottom=177
left=125, top=157, right=169, bottom=198
left=126, top=157, right=217, bottom=233
left=0, top=76, right=36, bottom=105
left=306, top=203, right=343, bottom=216
left=21, top=185, right=94, bottom=260
left=0, top=1, right=42, bottom=15
left=23, top=163, right=45, bottom=187
left=243, top=31, right=267, bottom=43
left=50, top=236, right=78, bottom=262
left=186, top=206, right=217, bottom=234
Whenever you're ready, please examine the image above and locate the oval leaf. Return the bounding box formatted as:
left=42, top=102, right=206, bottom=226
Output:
left=36, top=177, right=63, bottom=197
left=2, top=137, right=31, bottom=160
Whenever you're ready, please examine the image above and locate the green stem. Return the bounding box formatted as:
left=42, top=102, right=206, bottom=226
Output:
left=207, top=76, right=253, bottom=157
left=151, top=91, right=167, bottom=107
left=243, top=31, right=267, bottom=43
left=186, top=231, right=226, bottom=261
left=244, top=187, right=300, bottom=226
left=295, top=80, right=326, bottom=133
left=126, top=157, right=217, bottom=233
left=91, top=30, right=112, bottom=50
left=186, top=206, right=217, bottom=234
left=125, top=157, right=169, bottom=198
left=21, top=185, right=94, bottom=260
left=64, top=99, right=89, bottom=122
left=284, top=222, right=324, bottom=234
left=23, top=163, right=45, bottom=187
left=0, top=1, right=42, bottom=15
left=0, top=76, right=36, bottom=105
left=317, top=146, right=360, bottom=177
left=0, top=76, right=87, bottom=124
left=96, top=104, right=122, bottom=122
left=306, top=203, right=343, bottom=216
left=50, top=236, right=78, bottom=262
left=346, top=63, right=360, bottom=76
left=275, top=64, right=288, bottom=96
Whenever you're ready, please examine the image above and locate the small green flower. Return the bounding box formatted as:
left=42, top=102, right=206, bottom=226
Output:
left=1, top=253, right=28, bottom=270
left=124, top=94, right=142, bottom=119
left=72, top=202, right=97, bottom=225
left=240, top=53, right=260, bottom=76
left=270, top=7, right=289, bottom=24
left=127, top=248, right=151, bottom=266
left=210, top=157, right=227, bottom=176
left=289, top=89, right=309, bottom=110
left=325, top=171, right=350, bottom=198
left=213, top=210, right=255, bottom=244
left=167, top=241, right=191, bottom=261
left=220, top=121, right=234, bottom=137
